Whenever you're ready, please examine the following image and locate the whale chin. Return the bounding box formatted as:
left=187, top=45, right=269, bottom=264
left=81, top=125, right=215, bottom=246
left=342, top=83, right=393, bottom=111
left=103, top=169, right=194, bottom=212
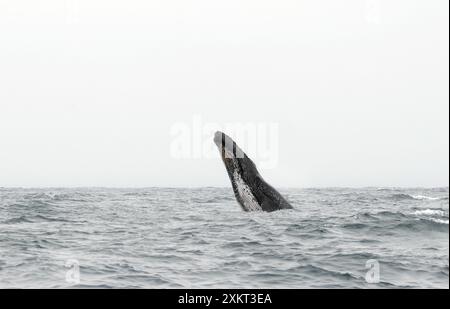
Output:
left=214, top=131, right=293, bottom=212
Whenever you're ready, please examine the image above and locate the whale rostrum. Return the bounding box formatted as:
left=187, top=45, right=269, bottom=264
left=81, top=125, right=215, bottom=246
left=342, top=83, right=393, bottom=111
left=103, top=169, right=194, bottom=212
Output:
left=214, top=131, right=293, bottom=212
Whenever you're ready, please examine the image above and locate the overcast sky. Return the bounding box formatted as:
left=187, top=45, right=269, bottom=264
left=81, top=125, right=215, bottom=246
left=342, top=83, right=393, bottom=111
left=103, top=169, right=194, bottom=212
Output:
left=0, top=0, right=448, bottom=187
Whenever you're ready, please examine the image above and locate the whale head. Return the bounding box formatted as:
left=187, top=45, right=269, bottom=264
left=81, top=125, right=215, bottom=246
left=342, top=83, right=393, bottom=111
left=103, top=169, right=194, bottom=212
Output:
left=214, top=130, right=260, bottom=179
left=214, top=131, right=293, bottom=212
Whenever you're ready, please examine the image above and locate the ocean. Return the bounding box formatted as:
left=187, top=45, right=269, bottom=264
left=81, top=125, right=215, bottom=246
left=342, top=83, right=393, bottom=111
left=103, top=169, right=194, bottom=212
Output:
left=0, top=187, right=448, bottom=289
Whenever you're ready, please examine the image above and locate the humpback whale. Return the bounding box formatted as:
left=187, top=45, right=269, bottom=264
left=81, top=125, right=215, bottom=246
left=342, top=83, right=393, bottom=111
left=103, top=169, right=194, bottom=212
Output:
left=214, top=131, right=293, bottom=212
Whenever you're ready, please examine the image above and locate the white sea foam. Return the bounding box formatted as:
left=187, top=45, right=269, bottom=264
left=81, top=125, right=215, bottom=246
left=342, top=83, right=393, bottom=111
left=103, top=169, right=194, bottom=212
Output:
left=412, top=195, right=441, bottom=201
left=413, top=209, right=446, bottom=216
left=429, top=218, right=449, bottom=225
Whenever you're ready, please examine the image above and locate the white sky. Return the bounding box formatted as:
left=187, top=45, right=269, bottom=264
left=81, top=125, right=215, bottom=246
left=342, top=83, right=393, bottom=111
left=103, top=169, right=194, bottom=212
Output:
left=0, top=0, right=448, bottom=187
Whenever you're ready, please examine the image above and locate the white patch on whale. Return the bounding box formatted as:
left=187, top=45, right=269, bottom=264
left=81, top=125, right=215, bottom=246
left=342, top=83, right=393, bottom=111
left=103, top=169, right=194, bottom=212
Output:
left=223, top=146, right=261, bottom=211
left=233, top=169, right=262, bottom=211
left=231, top=161, right=262, bottom=212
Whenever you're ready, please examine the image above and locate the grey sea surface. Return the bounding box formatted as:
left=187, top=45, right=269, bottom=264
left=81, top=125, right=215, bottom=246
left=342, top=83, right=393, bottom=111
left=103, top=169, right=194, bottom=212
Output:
left=0, top=187, right=448, bottom=289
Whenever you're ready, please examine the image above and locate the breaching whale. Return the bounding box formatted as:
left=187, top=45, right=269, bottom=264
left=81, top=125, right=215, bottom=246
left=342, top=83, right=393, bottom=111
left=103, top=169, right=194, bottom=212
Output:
left=214, top=131, right=293, bottom=212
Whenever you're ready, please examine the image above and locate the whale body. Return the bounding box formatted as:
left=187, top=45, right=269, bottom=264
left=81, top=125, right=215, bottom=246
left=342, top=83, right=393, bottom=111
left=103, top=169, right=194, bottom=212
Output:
left=214, top=131, right=293, bottom=212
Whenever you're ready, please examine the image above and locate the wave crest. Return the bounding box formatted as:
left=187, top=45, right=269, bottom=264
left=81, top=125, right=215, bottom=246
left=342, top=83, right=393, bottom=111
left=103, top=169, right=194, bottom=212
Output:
left=390, top=193, right=446, bottom=201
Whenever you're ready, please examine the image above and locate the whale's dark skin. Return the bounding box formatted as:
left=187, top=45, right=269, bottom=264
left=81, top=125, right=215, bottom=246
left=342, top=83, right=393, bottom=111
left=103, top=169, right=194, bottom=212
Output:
left=214, top=131, right=293, bottom=212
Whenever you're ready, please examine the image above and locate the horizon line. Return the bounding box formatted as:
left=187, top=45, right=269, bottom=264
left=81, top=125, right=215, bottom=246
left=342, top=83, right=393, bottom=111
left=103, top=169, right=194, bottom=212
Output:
left=0, top=185, right=448, bottom=190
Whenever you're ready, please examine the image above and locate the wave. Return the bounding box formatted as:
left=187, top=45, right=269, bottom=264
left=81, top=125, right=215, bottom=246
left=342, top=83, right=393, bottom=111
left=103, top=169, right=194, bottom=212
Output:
left=397, top=218, right=449, bottom=229
left=2, top=214, right=72, bottom=224
left=413, top=209, right=446, bottom=216
left=346, top=209, right=449, bottom=232
left=22, top=192, right=92, bottom=203
left=390, top=193, right=446, bottom=201
left=428, top=218, right=449, bottom=225
left=412, top=195, right=442, bottom=201
left=413, top=209, right=449, bottom=225
left=355, top=210, right=408, bottom=221
left=2, top=216, right=33, bottom=224
left=390, top=193, right=416, bottom=200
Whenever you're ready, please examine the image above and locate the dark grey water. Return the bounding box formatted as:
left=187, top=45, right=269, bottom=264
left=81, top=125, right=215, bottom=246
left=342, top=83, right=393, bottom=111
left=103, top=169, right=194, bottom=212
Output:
left=0, top=187, right=448, bottom=289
